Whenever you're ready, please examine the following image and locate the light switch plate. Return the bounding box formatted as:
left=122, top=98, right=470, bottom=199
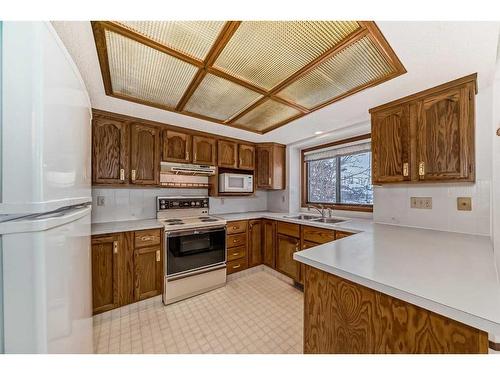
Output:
left=457, top=197, right=472, bottom=211
left=410, top=197, right=432, bottom=209
left=97, top=196, right=105, bottom=206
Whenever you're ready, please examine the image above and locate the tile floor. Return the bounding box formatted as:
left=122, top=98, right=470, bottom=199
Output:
left=93, top=266, right=304, bottom=354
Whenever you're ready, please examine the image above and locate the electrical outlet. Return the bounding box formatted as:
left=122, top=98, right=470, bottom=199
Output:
left=410, top=197, right=432, bottom=209
left=457, top=197, right=472, bottom=211
left=97, top=196, right=105, bottom=206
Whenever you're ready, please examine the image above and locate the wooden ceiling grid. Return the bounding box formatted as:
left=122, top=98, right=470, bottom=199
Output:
left=91, top=21, right=406, bottom=134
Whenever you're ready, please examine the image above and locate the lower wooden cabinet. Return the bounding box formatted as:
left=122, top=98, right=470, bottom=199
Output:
left=276, top=233, right=300, bottom=281
left=91, top=228, right=163, bottom=314
left=248, top=219, right=263, bottom=267
left=91, top=234, right=120, bottom=314
left=262, top=219, right=276, bottom=268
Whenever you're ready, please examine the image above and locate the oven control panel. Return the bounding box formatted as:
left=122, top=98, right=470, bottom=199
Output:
left=157, top=197, right=209, bottom=210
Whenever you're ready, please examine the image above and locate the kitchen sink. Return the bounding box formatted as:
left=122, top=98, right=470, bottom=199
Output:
left=311, top=217, right=346, bottom=224
left=285, top=214, right=320, bottom=220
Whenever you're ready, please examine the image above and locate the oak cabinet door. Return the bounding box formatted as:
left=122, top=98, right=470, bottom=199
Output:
left=218, top=140, right=238, bottom=168
left=91, top=235, right=120, bottom=314
left=238, top=144, right=255, bottom=170
left=162, top=129, right=192, bottom=163
left=130, top=123, right=160, bottom=185
left=415, top=84, right=474, bottom=181
left=193, top=136, right=216, bottom=165
left=276, top=234, right=300, bottom=281
left=371, top=104, right=410, bottom=184
left=263, top=219, right=276, bottom=268
left=92, top=117, right=129, bottom=184
left=248, top=219, right=263, bottom=267
left=133, top=246, right=163, bottom=301
left=256, top=145, right=272, bottom=188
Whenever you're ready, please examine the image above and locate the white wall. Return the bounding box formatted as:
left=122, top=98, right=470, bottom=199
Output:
left=374, top=86, right=493, bottom=236
left=492, top=52, right=500, bottom=275
left=91, top=187, right=268, bottom=222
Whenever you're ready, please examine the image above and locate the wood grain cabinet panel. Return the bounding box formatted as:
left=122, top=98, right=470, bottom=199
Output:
left=262, top=219, right=276, bottom=268
left=91, top=235, right=120, bottom=314
left=193, top=135, right=216, bottom=165
left=227, top=258, right=248, bottom=275
left=130, top=123, right=160, bottom=185
left=371, top=104, right=410, bottom=184
left=133, top=246, right=163, bottom=301
left=227, top=245, right=246, bottom=262
left=248, top=219, right=263, bottom=267
left=276, top=234, right=300, bottom=281
left=226, top=220, right=247, bottom=235
left=162, top=129, right=192, bottom=163
left=303, top=265, right=488, bottom=354
left=256, top=143, right=285, bottom=190
left=415, top=84, right=474, bottom=181
left=92, top=117, right=129, bottom=184
left=227, top=233, right=247, bottom=248
left=218, top=140, right=238, bottom=168
left=134, top=229, right=162, bottom=248
left=301, top=226, right=335, bottom=244
left=238, top=144, right=255, bottom=170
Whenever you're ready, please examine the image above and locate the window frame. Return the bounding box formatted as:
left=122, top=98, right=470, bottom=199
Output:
left=301, top=133, right=373, bottom=212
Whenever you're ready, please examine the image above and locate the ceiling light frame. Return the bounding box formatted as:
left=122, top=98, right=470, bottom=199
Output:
left=91, top=20, right=406, bottom=134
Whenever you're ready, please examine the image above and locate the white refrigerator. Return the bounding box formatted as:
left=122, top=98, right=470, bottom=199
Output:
left=0, top=21, right=93, bottom=353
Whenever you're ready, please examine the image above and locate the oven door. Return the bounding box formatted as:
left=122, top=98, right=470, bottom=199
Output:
left=166, top=226, right=226, bottom=278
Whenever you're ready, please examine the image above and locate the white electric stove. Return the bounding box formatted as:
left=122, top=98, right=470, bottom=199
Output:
left=157, top=197, right=227, bottom=305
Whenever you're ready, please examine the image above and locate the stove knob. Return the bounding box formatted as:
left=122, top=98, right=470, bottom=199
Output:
left=191, top=202, right=195, bottom=206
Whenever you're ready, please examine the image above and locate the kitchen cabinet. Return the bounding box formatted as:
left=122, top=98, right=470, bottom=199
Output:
left=193, top=135, right=217, bottom=165
left=218, top=140, right=238, bottom=168
left=256, top=143, right=286, bottom=190
left=248, top=219, right=263, bottom=267
left=91, top=234, right=120, bottom=314
left=370, top=74, right=476, bottom=184
left=91, top=228, right=163, bottom=314
left=92, top=116, right=129, bottom=185
left=226, top=220, right=248, bottom=275
left=238, top=144, right=255, bottom=170
left=162, top=129, right=192, bottom=163
left=262, top=219, right=276, bottom=268
left=130, top=123, right=161, bottom=185
left=276, top=234, right=300, bottom=281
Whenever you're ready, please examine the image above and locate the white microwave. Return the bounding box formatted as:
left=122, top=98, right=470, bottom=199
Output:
left=219, top=173, right=253, bottom=193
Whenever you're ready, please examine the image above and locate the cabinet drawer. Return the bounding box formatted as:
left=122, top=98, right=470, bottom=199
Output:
left=227, top=220, right=247, bottom=235
left=277, top=221, right=300, bottom=238
left=335, top=231, right=354, bottom=240
left=227, top=246, right=246, bottom=262
left=227, top=258, right=248, bottom=275
left=302, top=226, right=335, bottom=244
left=227, top=233, right=247, bottom=248
left=134, top=229, right=162, bottom=248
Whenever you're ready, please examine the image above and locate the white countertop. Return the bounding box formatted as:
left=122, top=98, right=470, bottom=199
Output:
left=217, top=211, right=500, bottom=341
left=91, top=219, right=164, bottom=236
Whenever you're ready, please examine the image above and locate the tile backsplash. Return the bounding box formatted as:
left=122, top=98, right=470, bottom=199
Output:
left=91, top=187, right=268, bottom=223
left=373, top=180, right=491, bottom=236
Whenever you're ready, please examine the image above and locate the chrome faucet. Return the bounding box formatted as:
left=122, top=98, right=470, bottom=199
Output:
left=307, top=204, right=326, bottom=218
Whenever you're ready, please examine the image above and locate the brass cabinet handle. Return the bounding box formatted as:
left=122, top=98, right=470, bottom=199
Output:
left=194, top=152, right=197, bottom=160
left=156, top=250, right=160, bottom=262
left=120, top=168, right=125, bottom=181
left=232, top=226, right=237, bottom=230
left=233, top=239, right=237, bottom=243
left=232, top=264, right=241, bottom=269
left=113, top=241, right=118, bottom=254
left=418, top=161, right=425, bottom=177
left=140, top=235, right=154, bottom=241
left=268, top=177, right=271, bottom=185
left=232, top=252, right=239, bottom=256
left=186, top=150, right=190, bottom=160
left=403, top=162, right=409, bottom=177
left=131, top=169, right=136, bottom=181
left=239, top=158, right=243, bottom=166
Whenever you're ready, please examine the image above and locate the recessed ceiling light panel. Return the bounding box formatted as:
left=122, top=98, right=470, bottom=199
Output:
left=234, top=99, right=301, bottom=131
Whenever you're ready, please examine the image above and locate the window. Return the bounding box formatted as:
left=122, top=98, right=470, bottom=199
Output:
left=302, top=135, right=373, bottom=211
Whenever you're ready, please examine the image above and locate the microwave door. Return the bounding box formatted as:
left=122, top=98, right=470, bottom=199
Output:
left=227, top=175, right=245, bottom=192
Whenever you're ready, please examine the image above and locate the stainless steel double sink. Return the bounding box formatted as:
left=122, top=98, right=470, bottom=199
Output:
left=285, top=215, right=346, bottom=224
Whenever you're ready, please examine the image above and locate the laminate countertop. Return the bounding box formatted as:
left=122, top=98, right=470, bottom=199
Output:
left=91, top=219, right=164, bottom=236
left=217, top=211, right=500, bottom=343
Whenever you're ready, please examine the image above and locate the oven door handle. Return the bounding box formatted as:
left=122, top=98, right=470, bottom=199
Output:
left=166, top=225, right=226, bottom=238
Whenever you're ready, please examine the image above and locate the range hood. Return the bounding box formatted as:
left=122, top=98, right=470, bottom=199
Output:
left=160, top=162, right=216, bottom=176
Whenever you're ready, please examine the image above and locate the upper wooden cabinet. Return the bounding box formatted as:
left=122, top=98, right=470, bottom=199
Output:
left=193, top=135, right=216, bottom=165
left=238, top=144, right=255, bottom=170
left=130, top=123, right=161, bottom=185
left=370, top=74, right=476, bottom=184
left=162, top=129, right=192, bottom=163
left=371, top=104, right=410, bottom=184
left=218, top=140, right=238, bottom=168
left=92, top=116, right=129, bottom=185
left=256, top=143, right=286, bottom=190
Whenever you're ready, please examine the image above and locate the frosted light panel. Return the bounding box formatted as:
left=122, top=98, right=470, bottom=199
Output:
left=184, top=74, right=263, bottom=121
left=277, top=36, right=396, bottom=109
left=214, top=21, right=361, bottom=90
left=106, top=30, right=198, bottom=108
left=116, top=21, right=226, bottom=60
left=235, top=100, right=301, bottom=131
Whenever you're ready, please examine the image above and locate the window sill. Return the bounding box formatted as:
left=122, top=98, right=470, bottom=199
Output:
left=304, top=203, right=373, bottom=213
